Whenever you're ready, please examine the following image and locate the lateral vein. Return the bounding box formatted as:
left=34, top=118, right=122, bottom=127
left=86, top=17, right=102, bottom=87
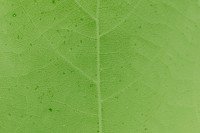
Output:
left=96, top=0, right=103, bottom=132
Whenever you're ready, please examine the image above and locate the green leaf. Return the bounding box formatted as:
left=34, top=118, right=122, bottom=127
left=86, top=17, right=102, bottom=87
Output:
left=1, top=0, right=200, bottom=132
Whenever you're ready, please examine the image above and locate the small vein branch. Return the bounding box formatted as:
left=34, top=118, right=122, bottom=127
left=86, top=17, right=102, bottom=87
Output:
left=74, top=0, right=97, bottom=20
left=96, top=0, right=103, bottom=133
left=100, top=0, right=143, bottom=37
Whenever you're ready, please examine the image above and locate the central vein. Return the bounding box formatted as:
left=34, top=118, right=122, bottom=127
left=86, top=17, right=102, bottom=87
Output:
left=96, top=0, right=103, bottom=133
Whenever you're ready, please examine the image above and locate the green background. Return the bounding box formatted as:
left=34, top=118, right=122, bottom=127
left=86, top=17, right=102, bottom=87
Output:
left=1, top=0, right=200, bottom=132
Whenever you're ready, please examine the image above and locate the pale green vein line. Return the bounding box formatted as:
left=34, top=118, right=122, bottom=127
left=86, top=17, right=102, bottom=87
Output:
left=96, top=0, right=103, bottom=132
left=100, top=0, right=143, bottom=37
left=59, top=28, right=96, bottom=40
left=0, top=60, right=56, bottom=78
left=55, top=50, right=97, bottom=83
left=19, top=1, right=97, bottom=84
left=53, top=100, right=98, bottom=117
left=193, top=91, right=200, bottom=125
left=192, top=66, right=200, bottom=125
left=21, top=11, right=96, bottom=42
left=102, top=49, right=164, bottom=102
left=74, top=0, right=97, bottom=21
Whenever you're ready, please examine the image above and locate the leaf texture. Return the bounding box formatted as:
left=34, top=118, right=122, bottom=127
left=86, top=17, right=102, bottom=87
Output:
left=1, top=0, right=200, bottom=133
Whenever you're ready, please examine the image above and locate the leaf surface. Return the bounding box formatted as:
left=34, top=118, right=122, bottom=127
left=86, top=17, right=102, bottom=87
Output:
left=1, top=0, right=200, bottom=133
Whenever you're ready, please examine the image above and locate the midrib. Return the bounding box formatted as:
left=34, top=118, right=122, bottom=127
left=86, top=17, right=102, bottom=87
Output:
left=96, top=0, right=103, bottom=133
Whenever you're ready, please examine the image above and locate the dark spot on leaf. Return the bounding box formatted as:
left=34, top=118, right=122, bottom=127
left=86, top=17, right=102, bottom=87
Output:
left=114, top=96, right=119, bottom=99
left=63, top=72, right=66, bottom=75
left=145, top=128, right=147, bottom=131
left=12, top=13, right=17, bottom=17
left=70, top=70, right=74, bottom=73
left=17, top=35, right=20, bottom=39
left=30, top=43, right=33, bottom=46
left=52, top=0, right=55, bottom=4
left=90, top=84, right=94, bottom=87
left=80, top=18, right=84, bottom=21
left=49, top=108, right=53, bottom=112
left=35, top=85, right=39, bottom=90
left=80, top=40, right=83, bottom=43
left=75, top=24, right=78, bottom=27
